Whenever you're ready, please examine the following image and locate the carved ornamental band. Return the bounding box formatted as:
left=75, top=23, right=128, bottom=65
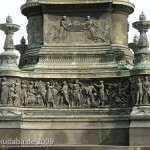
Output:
left=0, top=78, right=131, bottom=108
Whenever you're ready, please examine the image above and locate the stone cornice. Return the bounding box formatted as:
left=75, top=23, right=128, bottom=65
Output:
left=38, top=0, right=133, bottom=6
left=21, top=0, right=134, bottom=16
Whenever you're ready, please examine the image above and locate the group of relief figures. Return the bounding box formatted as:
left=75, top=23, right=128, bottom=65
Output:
left=52, top=16, right=110, bottom=43
left=131, top=76, right=150, bottom=105
left=0, top=78, right=131, bottom=108
left=1, top=76, right=150, bottom=108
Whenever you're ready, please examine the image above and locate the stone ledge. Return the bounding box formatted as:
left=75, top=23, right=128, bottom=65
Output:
left=0, top=107, right=131, bottom=121
left=1, top=146, right=150, bottom=150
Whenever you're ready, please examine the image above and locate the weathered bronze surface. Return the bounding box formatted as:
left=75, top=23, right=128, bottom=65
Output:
left=0, top=16, right=20, bottom=72
left=130, top=12, right=150, bottom=74
left=0, top=77, right=132, bottom=108
left=1, top=0, right=150, bottom=148
left=19, top=0, right=134, bottom=76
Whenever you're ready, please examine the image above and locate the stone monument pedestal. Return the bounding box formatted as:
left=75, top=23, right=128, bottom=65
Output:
left=1, top=0, right=150, bottom=149
left=130, top=107, right=150, bottom=146
left=0, top=107, right=131, bottom=147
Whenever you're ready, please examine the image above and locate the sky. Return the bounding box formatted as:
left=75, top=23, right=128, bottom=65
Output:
left=0, top=0, right=149, bottom=54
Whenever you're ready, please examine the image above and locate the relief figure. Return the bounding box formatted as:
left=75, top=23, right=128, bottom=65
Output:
left=85, top=16, right=105, bottom=42
left=53, top=16, right=71, bottom=43
left=8, top=83, right=18, bottom=106
left=27, top=81, right=36, bottom=106
left=60, top=81, right=70, bottom=107
left=46, top=82, right=54, bottom=107
left=142, top=76, right=150, bottom=104
left=21, top=81, right=27, bottom=106
left=72, top=79, right=83, bottom=107
left=15, top=79, right=21, bottom=98
left=135, top=78, right=143, bottom=105
left=0, top=77, right=9, bottom=105
left=94, top=81, right=108, bottom=106
left=36, top=81, right=47, bottom=106
left=53, top=82, right=61, bottom=106
left=85, top=83, right=97, bottom=107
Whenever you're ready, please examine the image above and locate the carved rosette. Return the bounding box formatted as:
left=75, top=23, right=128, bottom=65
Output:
left=0, top=15, right=20, bottom=72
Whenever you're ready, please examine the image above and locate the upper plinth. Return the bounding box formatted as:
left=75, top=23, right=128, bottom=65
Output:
left=22, top=0, right=134, bottom=16
left=19, top=0, right=135, bottom=75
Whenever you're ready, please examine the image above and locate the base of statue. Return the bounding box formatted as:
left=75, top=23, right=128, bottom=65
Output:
left=0, top=107, right=130, bottom=147
left=1, top=146, right=150, bottom=150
